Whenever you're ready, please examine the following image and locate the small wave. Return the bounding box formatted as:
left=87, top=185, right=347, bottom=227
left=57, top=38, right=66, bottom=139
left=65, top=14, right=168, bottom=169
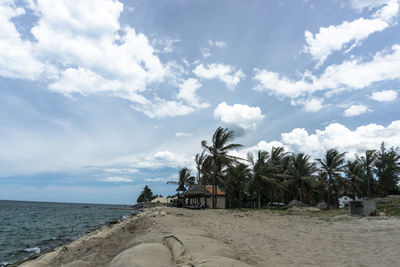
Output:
left=122, top=215, right=129, bottom=220
left=25, top=247, right=41, bottom=254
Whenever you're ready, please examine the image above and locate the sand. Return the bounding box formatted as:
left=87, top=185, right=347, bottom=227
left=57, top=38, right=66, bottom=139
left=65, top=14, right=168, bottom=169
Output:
left=20, top=207, right=400, bottom=266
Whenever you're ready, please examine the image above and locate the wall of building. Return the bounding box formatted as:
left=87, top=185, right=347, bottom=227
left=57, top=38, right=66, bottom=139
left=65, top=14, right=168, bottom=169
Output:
left=205, top=196, right=225, bottom=209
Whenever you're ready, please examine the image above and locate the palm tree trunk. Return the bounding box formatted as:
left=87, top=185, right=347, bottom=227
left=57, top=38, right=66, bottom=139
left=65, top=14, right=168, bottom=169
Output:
left=212, top=156, right=217, bottom=209
left=257, top=183, right=261, bottom=208
left=299, top=179, right=303, bottom=202
left=327, top=172, right=332, bottom=209
left=299, top=187, right=303, bottom=202
left=367, top=169, right=371, bottom=199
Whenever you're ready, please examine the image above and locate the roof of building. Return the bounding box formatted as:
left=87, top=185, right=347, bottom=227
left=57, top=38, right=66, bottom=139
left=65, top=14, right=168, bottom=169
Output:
left=182, top=185, right=211, bottom=197
left=204, top=185, right=225, bottom=196
left=182, top=185, right=226, bottom=197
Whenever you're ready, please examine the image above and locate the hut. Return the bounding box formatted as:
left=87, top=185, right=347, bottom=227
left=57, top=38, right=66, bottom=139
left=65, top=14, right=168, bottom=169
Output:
left=182, top=185, right=226, bottom=209
left=182, top=185, right=211, bottom=208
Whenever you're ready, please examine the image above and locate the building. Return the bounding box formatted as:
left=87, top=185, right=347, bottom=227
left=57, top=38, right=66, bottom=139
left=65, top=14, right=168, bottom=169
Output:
left=151, top=197, right=171, bottom=204
left=182, top=185, right=226, bottom=209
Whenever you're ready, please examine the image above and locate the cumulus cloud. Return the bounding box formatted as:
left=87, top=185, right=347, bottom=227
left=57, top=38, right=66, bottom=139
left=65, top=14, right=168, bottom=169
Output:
left=193, top=63, right=245, bottom=90
left=214, top=102, right=265, bottom=131
left=177, top=78, right=210, bottom=109
left=233, top=120, right=400, bottom=160
left=32, top=0, right=166, bottom=91
left=1, top=0, right=207, bottom=119
left=230, top=140, right=287, bottom=162
left=370, top=89, right=398, bottom=101
left=343, top=104, right=372, bottom=117
left=290, top=97, right=326, bottom=112
left=254, top=44, right=400, bottom=98
left=304, top=0, right=399, bottom=66
left=0, top=1, right=45, bottom=79
left=100, top=176, right=133, bottom=182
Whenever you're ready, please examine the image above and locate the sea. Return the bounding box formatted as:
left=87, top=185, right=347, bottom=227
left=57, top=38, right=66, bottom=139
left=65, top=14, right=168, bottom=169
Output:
left=0, top=200, right=135, bottom=266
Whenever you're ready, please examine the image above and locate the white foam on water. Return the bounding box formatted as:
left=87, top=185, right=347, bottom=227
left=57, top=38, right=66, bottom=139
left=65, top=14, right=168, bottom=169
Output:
left=25, top=247, right=41, bottom=254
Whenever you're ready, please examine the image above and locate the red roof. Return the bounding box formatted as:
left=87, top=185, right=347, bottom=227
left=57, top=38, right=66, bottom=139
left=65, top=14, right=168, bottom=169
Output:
left=204, top=185, right=225, bottom=196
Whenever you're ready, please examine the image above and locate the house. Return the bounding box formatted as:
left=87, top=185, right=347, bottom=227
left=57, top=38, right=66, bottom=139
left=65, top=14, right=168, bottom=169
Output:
left=182, top=185, right=226, bottom=209
left=151, top=197, right=170, bottom=204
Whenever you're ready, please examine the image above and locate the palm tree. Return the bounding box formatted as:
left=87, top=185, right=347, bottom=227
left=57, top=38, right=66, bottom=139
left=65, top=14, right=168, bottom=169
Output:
left=357, top=150, right=377, bottom=199
left=167, top=167, right=195, bottom=192
left=201, top=127, right=242, bottom=208
left=286, top=153, right=317, bottom=203
left=344, top=159, right=364, bottom=199
left=316, top=149, right=346, bottom=209
left=247, top=150, right=269, bottom=208
left=195, top=151, right=207, bottom=185
left=225, top=163, right=251, bottom=208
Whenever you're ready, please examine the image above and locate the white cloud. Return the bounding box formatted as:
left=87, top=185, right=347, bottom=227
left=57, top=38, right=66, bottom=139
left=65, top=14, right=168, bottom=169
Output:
left=110, top=150, right=193, bottom=171
left=103, top=168, right=139, bottom=174
left=1, top=0, right=199, bottom=119
left=343, top=104, right=372, bottom=117
left=152, top=37, right=180, bottom=53
left=214, top=102, right=265, bottom=131
left=201, top=48, right=211, bottom=58
left=31, top=0, right=166, bottom=91
left=177, top=78, right=210, bottom=109
left=0, top=1, right=45, bottom=79
left=130, top=98, right=194, bottom=118
left=230, top=140, right=287, bottom=162
left=350, top=0, right=393, bottom=11
left=100, top=176, right=133, bottom=182
left=233, top=120, right=400, bottom=160
left=254, top=44, right=400, bottom=98
left=291, top=97, right=326, bottom=112
left=176, top=132, right=192, bottom=137
left=208, top=40, right=227, bottom=47
left=145, top=177, right=171, bottom=182
left=304, top=0, right=399, bottom=66
left=193, top=63, right=245, bottom=90
left=370, top=89, right=398, bottom=101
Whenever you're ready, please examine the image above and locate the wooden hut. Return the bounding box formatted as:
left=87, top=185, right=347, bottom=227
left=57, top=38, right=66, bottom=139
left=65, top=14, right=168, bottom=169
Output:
left=182, top=185, right=226, bottom=209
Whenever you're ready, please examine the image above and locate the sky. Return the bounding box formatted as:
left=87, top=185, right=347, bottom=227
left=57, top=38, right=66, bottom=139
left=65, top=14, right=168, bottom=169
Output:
left=0, top=0, right=399, bottom=204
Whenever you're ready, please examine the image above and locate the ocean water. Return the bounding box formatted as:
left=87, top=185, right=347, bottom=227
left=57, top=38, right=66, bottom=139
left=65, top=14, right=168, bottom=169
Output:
left=0, top=200, right=135, bottom=266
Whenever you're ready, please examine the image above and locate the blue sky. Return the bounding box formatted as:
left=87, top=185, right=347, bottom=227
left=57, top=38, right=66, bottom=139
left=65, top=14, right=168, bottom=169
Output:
left=1, top=0, right=399, bottom=204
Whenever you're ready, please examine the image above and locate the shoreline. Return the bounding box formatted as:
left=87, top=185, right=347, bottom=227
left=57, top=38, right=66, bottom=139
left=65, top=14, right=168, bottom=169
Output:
left=17, top=206, right=400, bottom=266
left=17, top=214, right=143, bottom=267
left=5, top=213, right=138, bottom=267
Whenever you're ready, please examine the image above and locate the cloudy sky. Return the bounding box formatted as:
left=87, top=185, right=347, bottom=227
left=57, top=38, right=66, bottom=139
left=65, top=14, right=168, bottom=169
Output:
left=1, top=0, right=399, bottom=204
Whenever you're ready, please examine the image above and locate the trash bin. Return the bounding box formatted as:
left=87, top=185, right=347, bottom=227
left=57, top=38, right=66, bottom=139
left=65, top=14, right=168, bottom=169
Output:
left=349, top=201, right=362, bottom=215
left=363, top=199, right=376, bottom=216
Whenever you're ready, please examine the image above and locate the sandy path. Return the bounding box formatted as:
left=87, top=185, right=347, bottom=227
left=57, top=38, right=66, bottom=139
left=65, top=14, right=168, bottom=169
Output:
left=21, top=207, right=400, bottom=266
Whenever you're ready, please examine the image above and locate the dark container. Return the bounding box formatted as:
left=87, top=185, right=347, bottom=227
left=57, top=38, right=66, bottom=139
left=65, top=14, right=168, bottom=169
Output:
left=349, top=201, right=363, bottom=215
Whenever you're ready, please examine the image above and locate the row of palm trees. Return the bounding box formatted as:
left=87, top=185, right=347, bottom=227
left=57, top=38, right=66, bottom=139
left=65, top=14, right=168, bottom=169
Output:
left=170, top=127, right=400, bottom=209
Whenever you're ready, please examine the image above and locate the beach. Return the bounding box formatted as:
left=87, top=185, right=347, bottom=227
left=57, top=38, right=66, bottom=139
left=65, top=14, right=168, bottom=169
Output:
left=18, top=206, right=400, bottom=266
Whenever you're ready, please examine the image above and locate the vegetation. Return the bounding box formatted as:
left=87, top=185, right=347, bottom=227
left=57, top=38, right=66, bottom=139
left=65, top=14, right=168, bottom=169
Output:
left=168, top=127, right=400, bottom=209
left=137, top=185, right=155, bottom=203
